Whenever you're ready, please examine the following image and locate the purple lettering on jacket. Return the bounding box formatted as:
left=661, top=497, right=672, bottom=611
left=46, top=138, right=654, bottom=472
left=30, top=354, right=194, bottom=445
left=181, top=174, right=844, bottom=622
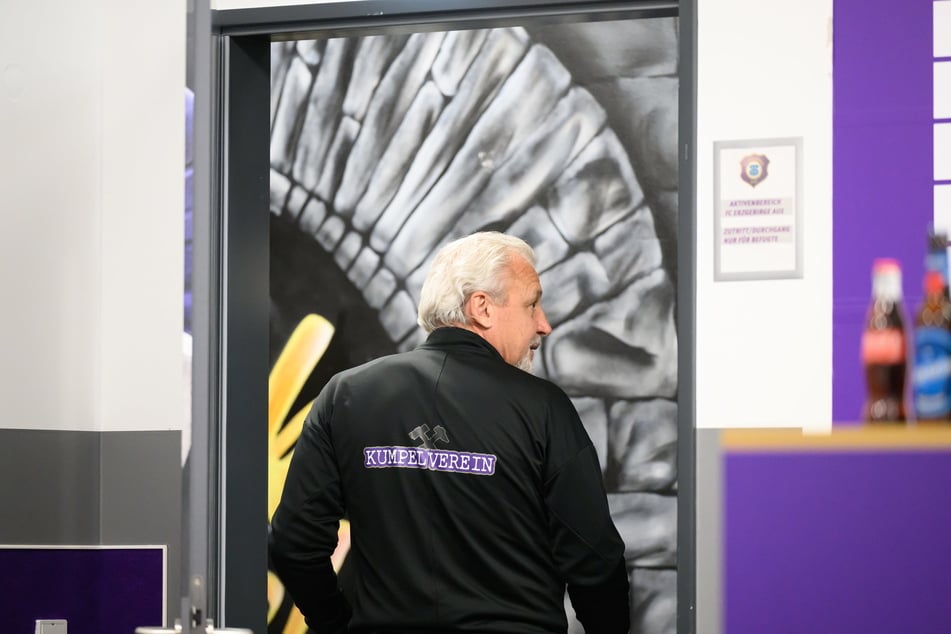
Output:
left=363, top=446, right=497, bottom=476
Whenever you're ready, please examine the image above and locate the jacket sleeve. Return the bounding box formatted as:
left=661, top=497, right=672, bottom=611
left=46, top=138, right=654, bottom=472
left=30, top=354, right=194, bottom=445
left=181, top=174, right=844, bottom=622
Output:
left=543, top=388, right=630, bottom=633
left=268, top=382, right=351, bottom=634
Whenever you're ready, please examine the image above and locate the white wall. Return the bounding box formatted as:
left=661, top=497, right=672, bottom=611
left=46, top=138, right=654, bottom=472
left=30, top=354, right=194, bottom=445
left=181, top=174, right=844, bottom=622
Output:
left=696, top=0, right=833, bottom=431
left=936, top=2, right=951, bottom=236
left=0, top=0, right=185, bottom=432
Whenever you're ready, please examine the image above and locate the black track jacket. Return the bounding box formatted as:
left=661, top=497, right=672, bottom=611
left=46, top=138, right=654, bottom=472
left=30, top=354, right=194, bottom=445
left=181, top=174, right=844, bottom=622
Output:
left=269, top=327, right=629, bottom=634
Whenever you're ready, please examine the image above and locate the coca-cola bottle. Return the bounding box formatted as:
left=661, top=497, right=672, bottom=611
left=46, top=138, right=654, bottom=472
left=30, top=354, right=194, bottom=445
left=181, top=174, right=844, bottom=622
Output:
left=861, top=259, right=907, bottom=423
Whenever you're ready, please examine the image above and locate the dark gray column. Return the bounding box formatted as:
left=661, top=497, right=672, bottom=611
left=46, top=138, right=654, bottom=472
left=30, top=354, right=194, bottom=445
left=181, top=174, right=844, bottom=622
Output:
left=677, top=0, right=698, bottom=630
left=221, top=33, right=271, bottom=634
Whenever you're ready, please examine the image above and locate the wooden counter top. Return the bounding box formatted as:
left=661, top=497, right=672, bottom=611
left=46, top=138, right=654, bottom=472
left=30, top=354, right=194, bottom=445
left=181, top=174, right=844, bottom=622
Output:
left=721, top=424, right=951, bottom=451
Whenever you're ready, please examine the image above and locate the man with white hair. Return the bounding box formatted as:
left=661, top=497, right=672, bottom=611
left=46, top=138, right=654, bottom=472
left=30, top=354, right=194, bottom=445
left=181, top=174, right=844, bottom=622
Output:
left=269, top=231, right=629, bottom=634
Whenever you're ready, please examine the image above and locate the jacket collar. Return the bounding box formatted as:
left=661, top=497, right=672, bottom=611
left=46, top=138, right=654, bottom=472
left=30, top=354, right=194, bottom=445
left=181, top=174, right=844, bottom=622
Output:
left=421, top=326, right=506, bottom=363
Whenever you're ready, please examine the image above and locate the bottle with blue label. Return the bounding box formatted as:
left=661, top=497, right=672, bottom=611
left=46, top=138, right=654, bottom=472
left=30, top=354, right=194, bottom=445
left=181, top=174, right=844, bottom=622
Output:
left=912, top=270, right=951, bottom=422
left=926, top=229, right=949, bottom=298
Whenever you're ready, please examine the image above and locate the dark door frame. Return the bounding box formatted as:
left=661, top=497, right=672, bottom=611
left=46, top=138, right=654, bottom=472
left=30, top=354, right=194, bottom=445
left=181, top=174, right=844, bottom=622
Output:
left=189, top=2, right=697, bottom=632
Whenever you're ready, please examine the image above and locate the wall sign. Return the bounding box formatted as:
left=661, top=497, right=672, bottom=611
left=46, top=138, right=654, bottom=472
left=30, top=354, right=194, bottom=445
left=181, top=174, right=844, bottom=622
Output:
left=714, top=137, right=803, bottom=281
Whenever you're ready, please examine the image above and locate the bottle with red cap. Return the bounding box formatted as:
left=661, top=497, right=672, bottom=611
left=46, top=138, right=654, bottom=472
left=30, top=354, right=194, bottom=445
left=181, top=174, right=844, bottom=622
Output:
left=912, top=270, right=951, bottom=422
left=861, top=259, right=907, bottom=423
left=926, top=228, right=949, bottom=298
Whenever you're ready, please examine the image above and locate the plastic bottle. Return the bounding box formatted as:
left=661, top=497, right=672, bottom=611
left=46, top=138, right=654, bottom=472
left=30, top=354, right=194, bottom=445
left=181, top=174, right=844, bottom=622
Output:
left=861, top=259, right=907, bottom=423
left=926, top=229, right=950, bottom=298
left=912, top=270, right=951, bottom=421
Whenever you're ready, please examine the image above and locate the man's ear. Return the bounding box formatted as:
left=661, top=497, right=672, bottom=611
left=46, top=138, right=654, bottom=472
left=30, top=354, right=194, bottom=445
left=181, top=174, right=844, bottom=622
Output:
left=464, top=291, right=493, bottom=329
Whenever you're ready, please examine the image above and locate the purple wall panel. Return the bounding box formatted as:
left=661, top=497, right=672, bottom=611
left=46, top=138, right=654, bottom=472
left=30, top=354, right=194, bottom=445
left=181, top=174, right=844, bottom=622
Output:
left=0, top=547, right=164, bottom=634
left=726, top=2, right=942, bottom=633
left=725, top=451, right=951, bottom=634
left=832, top=0, right=934, bottom=422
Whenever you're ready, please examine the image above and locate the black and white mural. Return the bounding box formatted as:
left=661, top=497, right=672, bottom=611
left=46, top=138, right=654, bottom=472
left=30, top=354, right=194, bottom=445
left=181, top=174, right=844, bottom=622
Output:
left=268, top=17, right=678, bottom=634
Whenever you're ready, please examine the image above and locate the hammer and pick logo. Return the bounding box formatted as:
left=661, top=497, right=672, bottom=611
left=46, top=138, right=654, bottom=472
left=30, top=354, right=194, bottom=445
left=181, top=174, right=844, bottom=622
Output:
left=409, top=423, right=449, bottom=449
left=740, top=153, right=769, bottom=188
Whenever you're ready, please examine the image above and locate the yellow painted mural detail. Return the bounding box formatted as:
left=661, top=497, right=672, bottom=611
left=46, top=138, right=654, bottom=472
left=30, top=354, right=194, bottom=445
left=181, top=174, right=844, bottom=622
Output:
left=268, top=314, right=335, bottom=522
left=266, top=571, right=284, bottom=624
left=268, top=314, right=352, bottom=634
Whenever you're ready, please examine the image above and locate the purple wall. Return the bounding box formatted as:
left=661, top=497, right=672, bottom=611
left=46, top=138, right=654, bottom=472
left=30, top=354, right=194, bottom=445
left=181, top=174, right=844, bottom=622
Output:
left=725, top=450, right=951, bottom=633
left=832, top=0, right=934, bottom=422
left=724, top=3, right=947, bottom=633
left=0, top=547, right=165, bottom=634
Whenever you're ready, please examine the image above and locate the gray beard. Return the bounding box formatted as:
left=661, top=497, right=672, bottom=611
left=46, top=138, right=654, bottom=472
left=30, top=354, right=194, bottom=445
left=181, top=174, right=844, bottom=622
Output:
left=516, top=354, right=534, bottom=373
